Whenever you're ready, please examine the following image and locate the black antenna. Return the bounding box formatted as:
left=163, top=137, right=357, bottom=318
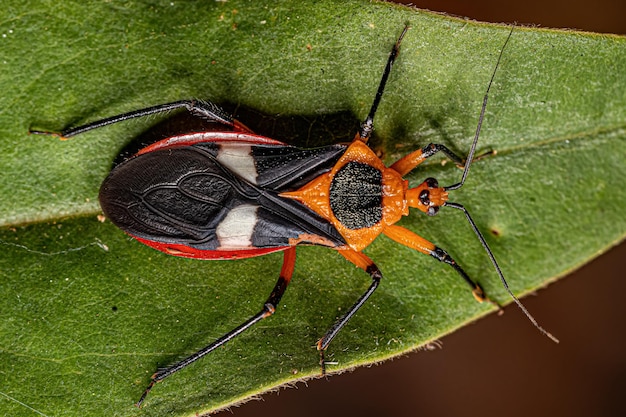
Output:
left=447, top=27, right=558, bottom=343
left=445, top=201, right=559, bottom=343
left=445, top=27, right=513, bottom=192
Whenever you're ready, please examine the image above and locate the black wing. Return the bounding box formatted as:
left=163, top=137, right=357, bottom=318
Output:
left=99, top=141, right=347, bottom=251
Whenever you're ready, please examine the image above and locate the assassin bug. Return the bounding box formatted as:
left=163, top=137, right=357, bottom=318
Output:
left=31, top=25, right=556, bottom=407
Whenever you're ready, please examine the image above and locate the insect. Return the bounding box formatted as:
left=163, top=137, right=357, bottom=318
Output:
left=31, top=25, right=555, bottom=407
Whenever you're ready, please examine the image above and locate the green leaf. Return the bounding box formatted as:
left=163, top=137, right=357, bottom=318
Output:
left=1, top=1, right=625, bottom=416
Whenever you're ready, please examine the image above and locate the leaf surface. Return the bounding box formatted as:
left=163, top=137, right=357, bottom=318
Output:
left=0, top=1, right=625, bottom=416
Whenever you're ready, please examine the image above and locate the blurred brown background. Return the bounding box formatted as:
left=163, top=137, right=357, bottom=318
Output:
left=221, top=1, right=626, bottom=416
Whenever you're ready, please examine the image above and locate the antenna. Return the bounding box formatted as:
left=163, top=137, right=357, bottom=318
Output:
left=445, top=202, right=559, bottom=343
left=445, top=27, right=513, bottom=192
left=447, top=27, right=558, bottom=343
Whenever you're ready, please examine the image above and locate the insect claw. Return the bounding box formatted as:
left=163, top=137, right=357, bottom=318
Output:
left=471, top=284, right=487, bottom=302
left=319, top=350, right=327, bottom=376
left=473, top=149, right=496, bottom=163
left=28, top=129, right=66, bottom=140
left=485, top=296, right=505, bottom=313
left=136, top=379, right=156, bottom=408
left=472, top=286, right=503, bottom=312
left=453, top=149, right=496, bottom=169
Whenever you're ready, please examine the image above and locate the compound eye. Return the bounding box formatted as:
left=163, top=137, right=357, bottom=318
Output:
left=427, top=205, right=440, bottom=216
left=425, top=177, right=439, bottom=188
left=419, top=189, right=430, bottom=205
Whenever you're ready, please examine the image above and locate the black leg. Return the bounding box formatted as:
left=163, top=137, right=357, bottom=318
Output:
left=30, top=99, right=234, bottom=138
left=317, top=249, right=383, bottom=373
left=421, top=143, right=496, bottom=168
left=382, top=224, right=499, bottom=307
left=429, top=246, right=499, bottom=307
left=390, top=142, right=469, bottom=177
left=136, top=247, right=297, bottom=407
left=357, top=25, right=409, bottom=142
left=421, top=143, right=466, bottom=165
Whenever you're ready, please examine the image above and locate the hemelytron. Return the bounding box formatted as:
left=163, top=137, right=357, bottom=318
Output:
left=31, top=25, right=556, bottom=407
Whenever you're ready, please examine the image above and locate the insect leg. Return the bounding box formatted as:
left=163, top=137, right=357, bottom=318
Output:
left=382, top=224, right=499, bottom=306
left=30, top=99, right=237, bottom=138
left=390, top=143, right=467, bottom=176
left=356, top=25, right=409, bottom=143
left=392, top=28, right=514, bottom=179
left=136, top=247, right=297, bottom=407
left=317, top=249, right=382, bottom=373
